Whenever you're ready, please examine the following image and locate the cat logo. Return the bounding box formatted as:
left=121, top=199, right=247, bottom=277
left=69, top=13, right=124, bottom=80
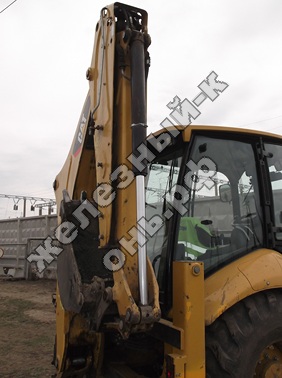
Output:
left=72, top=95, right=91, bottom=157
left=77, top=115, right=87, bottom=144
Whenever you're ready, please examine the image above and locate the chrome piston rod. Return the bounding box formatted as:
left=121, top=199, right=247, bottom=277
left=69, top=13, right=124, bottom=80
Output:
left=136, top=175, right=148, bottom=305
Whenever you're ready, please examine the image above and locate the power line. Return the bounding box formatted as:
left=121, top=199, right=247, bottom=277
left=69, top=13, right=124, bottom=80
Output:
left=24, top=190, right=55, bottom=198
left=239, top=114, right=282, bottom=128
left=0, top=0, right=18, bottom=14
left=0, top=194, right=55, bottom=202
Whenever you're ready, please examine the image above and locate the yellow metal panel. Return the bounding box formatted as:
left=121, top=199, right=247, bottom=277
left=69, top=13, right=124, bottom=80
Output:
left=205, top=249, right=282, bottom=326
left=167, top=261, right=205, bottom=377
left=238, top=251, right=282, bottom=291
left=55, top=93, right=93, bottom=205
left=89, top=4, right=115, bottom=245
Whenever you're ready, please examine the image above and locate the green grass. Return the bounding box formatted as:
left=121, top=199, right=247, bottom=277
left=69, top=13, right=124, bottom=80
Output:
left=0, top=291, right=56, bottom=377
left=0, top=297, right=32, bottom=323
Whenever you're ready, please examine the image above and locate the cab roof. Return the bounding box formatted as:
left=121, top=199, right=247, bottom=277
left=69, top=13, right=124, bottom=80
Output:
left=150, top=124, right=282, bottom=142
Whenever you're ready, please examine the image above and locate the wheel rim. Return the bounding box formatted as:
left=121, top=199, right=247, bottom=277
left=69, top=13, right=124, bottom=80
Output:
left=255, top=344, right=282, bottom=377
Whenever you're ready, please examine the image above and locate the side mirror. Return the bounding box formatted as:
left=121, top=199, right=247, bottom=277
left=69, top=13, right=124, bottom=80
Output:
left=219, top=184, right=232, bottom=202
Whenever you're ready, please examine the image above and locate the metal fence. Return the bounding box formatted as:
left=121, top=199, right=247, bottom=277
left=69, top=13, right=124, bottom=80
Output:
left=0, top=215, right=57, bottom=279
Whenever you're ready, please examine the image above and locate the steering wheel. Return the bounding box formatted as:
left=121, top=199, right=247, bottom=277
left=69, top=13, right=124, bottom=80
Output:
left=239, top=212, right=257, bottom=221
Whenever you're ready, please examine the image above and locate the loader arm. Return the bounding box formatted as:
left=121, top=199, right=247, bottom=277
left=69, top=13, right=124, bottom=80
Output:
left=53, top=3, right=160, bottom=375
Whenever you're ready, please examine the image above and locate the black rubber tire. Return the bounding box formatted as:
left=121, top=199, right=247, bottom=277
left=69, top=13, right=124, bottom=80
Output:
left=206, top=290, right=282, bottom=378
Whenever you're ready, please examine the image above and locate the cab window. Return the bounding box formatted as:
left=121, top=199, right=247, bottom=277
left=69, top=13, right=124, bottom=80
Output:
left=176, top=135, right=263, bottom=273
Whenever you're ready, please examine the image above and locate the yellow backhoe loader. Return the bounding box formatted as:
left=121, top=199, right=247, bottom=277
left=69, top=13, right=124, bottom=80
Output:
left=52, top=3, right=282, bottom=377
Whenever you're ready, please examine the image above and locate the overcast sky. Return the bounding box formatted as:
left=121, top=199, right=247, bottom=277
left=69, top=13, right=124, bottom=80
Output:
left=1, top=0, right=282, bottom=219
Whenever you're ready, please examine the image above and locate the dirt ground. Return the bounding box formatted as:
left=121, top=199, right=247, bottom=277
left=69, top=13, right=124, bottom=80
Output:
left=0, top=278, right=57, bottom=377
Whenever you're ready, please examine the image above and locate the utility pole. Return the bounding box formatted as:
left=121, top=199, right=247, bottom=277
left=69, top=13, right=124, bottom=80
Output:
left=23, top=198, right=26, bottom=217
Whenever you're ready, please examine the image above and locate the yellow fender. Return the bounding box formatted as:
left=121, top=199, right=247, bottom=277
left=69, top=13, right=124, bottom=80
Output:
left=205, top=248, right=282, bottom=325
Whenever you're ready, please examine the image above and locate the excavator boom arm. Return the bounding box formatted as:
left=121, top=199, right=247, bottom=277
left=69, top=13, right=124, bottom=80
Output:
left=54, top=3, right=160, bottom=375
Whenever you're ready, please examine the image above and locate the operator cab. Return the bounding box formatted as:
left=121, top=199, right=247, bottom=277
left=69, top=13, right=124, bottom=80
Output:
left=146, top=126, right=282, bottom=309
